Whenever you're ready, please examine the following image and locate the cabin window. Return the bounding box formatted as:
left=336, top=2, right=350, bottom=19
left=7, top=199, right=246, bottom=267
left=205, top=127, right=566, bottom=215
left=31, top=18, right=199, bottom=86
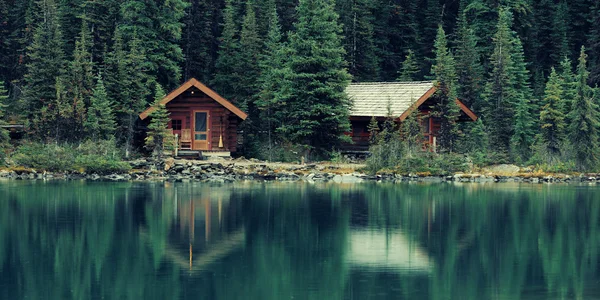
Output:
left=171, top=119, right=182, bottom=130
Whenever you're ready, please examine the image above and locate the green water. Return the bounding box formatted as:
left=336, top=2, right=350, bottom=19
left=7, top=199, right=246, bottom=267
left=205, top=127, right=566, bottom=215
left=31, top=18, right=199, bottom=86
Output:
left=1, top=181, right=599, bottom=300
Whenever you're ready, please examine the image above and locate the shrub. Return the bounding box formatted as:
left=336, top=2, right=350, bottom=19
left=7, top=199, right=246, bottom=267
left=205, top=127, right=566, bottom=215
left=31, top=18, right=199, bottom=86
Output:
left=11, top=140, right=130, bottom=174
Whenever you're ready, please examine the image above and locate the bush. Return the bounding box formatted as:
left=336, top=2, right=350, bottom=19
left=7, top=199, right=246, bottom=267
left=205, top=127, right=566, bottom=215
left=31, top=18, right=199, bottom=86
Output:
left=11, top=140, right=130, bottom=174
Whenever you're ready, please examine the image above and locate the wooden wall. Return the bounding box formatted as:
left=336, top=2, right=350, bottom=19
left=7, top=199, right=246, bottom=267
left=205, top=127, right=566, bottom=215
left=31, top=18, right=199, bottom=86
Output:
left=166, top=93, right=240, bottom=152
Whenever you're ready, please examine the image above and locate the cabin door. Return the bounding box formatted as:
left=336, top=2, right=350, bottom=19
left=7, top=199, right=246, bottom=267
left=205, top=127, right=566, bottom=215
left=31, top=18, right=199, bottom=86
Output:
left=193, top=111, right=210, bottom=150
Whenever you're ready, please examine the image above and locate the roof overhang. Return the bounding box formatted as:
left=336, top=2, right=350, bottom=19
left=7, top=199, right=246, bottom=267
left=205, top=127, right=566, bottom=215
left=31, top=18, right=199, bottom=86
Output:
left=139, top=78, right=248, bottom=120
left=398, top=86, right=478, bottom=121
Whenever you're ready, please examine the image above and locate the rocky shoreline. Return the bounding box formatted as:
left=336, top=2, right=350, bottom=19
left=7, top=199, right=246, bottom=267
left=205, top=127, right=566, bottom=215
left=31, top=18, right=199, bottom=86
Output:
left=1, top=158, right=599, bottom=184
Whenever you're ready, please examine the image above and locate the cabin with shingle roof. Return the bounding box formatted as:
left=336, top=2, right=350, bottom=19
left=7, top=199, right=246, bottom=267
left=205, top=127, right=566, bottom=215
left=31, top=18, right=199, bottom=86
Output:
left=345, top=81, right=477, bottom=152
left=139, top=78, right=247, bottom=156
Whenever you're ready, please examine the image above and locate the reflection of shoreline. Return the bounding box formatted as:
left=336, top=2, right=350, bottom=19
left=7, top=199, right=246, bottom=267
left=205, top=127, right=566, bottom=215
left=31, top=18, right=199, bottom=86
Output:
left=347, top=229, right=432, bottom=273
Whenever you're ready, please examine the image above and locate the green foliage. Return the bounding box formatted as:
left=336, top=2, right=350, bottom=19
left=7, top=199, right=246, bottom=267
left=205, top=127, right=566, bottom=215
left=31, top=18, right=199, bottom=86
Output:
left=21, top=0, right=66, bottom=139
left=145, top=84, right=172, bottom=159
left=399, top=107, right=422, bottom=156
left=455, top=9, right=484, bottom=112
left=0, top=81, right=10, bottom=164
left=567, top=46, right=600, bottom=171
left=11, top=140, right=130, bottom=174
left=85, top=74, right=116, bottom=140
left=397, top=49, right=420, bottom=82
left=431, top=25, right=460, bottom=152
left=539, top=68, right=565, bottom=160
left=275, top=0, right=352, bottom=156
left=212, top=0, right=242, bottom=102
left=337, top=0, right=379, bottom=81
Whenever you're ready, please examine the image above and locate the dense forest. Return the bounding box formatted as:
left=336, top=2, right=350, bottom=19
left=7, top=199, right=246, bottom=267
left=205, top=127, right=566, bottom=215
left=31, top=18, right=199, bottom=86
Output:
left=1, top=0, right=600, bottom=170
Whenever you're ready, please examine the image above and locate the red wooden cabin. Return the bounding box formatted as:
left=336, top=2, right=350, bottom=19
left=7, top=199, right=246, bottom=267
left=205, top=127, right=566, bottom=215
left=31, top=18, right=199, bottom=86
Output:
left=139, top=78, right=247, bottom=154
left=345, top=81, right=478, bottom=152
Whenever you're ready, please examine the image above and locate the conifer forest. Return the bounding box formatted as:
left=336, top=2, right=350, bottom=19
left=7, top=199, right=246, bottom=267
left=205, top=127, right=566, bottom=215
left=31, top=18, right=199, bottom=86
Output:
left=1, top=0, right=600, bottom=171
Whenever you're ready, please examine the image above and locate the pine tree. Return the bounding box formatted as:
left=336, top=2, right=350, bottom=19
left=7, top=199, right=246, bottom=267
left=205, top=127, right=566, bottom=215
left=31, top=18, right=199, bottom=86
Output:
left=119, top=0, right=187, bottom=88
left=454, top=8, right=484, bottom=111
left=484, top=8, right=533, bottom=157
left=145, top=83, right=171, bottom=159
left=339, top=0, right=379, bottom=81
left=66, top=19, right=94, bottom=141
left=558, top=57, right=576, bottom=117
left=277, top=0, right=352, bottom=157
left=0, top=81, right=10, bottom=159
left=21, top=0, right=66, bottom=138
left=568, top=46, right=600, bottom=170
left=213, top=0, right=242, bottom=103
left=238, top=0, right=262, bottom=112
left=509, top=35, right=536, bottom=162
left=182, top=0, right=216, bottom=82
left=85, top=74, right=116, bottom=140
left=256, top=0, right=287, bottom=159
left=400, top=104, right=422, bottom=157
left=367, top=116, right=379, bottom=144
left=80, top=0, right=121, bottom=65
left=105, top=29, right=152, bottom=157
left=539, top=68, right=565, bottom=159
left=589, top=1, right=600, bottom=86
left=431, top=25, right=460, bottom=152
left=397, top=50, right=420, bottom=81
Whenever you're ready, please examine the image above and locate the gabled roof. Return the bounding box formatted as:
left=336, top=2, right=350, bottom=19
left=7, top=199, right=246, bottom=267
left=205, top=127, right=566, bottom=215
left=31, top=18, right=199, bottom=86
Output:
left=346, top=81, right=477, bottom=121
left=139, top=78, right=248, bottom=120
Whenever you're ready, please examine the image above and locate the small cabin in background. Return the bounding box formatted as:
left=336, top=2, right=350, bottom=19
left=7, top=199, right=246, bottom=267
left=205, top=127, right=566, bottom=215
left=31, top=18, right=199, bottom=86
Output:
left=139, top=78, right=247, bottom=156
left=345, top=81, right=478, bottom=152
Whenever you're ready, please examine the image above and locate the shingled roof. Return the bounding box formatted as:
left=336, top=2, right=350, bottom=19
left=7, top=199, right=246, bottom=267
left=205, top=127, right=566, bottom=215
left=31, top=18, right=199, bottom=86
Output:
left=347, top=81, right=435, bottom=118
left=346, top=81, right=478, bottom=121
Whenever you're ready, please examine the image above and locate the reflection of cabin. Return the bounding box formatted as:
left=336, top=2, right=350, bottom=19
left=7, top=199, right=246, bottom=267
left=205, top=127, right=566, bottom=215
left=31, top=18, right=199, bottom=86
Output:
left=141, top=186, right=245, bottom=273
left=139, top=78, right=248, bottom=156
left=344, top=81, right=478, bottom=152
left=347, top=230, right=432, bottom=272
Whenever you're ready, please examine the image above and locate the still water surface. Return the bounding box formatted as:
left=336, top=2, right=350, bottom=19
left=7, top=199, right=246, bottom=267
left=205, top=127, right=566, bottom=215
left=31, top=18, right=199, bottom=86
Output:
left=1, top=181, right=599, bottom=299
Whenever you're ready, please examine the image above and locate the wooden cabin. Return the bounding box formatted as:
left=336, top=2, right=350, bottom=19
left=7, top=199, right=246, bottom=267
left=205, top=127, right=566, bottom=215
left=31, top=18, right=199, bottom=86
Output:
left=139, top=78, right=248, bottom=156
left=345, top=81, right=478, bottom=152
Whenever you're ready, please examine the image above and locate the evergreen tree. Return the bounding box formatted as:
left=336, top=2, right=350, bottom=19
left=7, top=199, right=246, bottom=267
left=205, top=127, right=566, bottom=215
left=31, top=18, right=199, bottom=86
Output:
left=119, top=0, right=187, bottom=88
left=80, top=0, right=121, bottom=65
left=568, top=46, right=600, bottom=170
left=65, top=19, right=94, bottom=140
left=589, top=1, right=600, bottom=86
left=238, top=0, right=262, bottom=112
left=367, top=116, right=379, bottom=144
left=558, top=57, right=576, bottom=117
left=539, top=68, right=565, bottom=159
left=256, top=1, right=288, bottom=159
left=430, top=25, right=460, bottom=152
left=182, top=0, right=217, bottom=82
left=21, top=0, right=66, bottom=139
left=338, top=0, right=379, bottom=81
left=0, top=81, right=10, bottom=160
left=397, top=50, right=420, bottom=81
left=454, top=9, right=484, bottom=111
left=85, top=74, right=116, bottom=140
left=106, top=30, right=152, bottom=157
left=509, top=35, right=536, bottom=162
left=277, top=0, right=352, bottom=157
left=212, top=0, right=242, bottom=102
left=484, top=8, right=534, bottom=157
left=145, top=83, right=171, bottom=159
left=399, top=105, right=422, bottom=157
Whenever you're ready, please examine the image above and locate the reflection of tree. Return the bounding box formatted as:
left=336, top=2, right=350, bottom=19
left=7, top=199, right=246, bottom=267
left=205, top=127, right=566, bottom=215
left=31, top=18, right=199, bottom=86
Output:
left=0, top=181, right=181, bottom=300
left=354, top=183, right=600, bottom=300
left=204, top=184, right=351, bottom=300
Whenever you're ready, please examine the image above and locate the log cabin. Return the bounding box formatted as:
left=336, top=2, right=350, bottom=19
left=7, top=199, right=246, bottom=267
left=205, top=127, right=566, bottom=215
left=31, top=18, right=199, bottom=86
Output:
left=139, top=78, right=247, bottom=156
left=345, top=81, right=478, bottom=152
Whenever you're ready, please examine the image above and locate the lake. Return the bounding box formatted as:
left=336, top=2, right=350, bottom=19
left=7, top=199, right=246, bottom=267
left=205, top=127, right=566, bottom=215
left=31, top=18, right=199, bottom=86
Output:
left=1, top=181, right=599, bottom=299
